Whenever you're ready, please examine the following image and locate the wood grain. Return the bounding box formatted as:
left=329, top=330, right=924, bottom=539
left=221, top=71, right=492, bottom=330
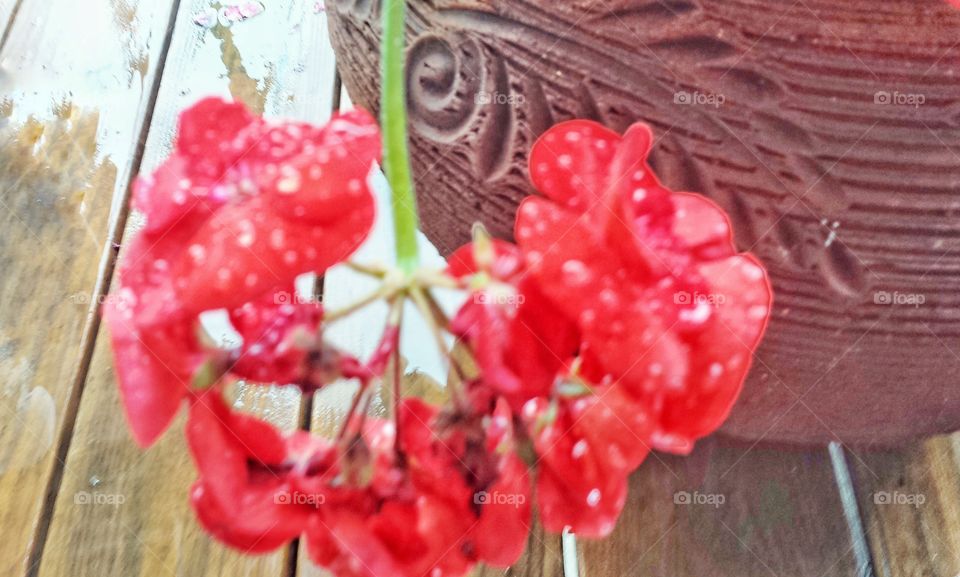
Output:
left=34, top=1, right=339, bottom=576
left=848, top=437, right=960, bottom=577
left=579, top=441, right=862, bottom=577
left=0, top=1, right=178, bottom=574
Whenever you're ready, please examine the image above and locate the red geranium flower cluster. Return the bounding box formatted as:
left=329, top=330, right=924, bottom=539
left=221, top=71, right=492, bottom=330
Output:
left=106, top=97, right=378, bottom=446
left=106, top=98, right=771, bottom=576
left=450, top=120, right=771, bottom=536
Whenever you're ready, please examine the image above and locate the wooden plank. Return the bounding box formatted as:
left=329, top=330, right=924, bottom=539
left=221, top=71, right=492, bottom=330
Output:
left=848, top=436, right=960, bottom=576
left=0, top=1, right=178, bottom=574
left=579, top=441, right=862, bottom=577
left=35, top=1, right=339, bottom=576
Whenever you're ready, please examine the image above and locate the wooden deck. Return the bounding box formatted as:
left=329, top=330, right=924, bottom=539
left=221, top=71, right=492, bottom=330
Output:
left=0, top=2, right=958, bottom=576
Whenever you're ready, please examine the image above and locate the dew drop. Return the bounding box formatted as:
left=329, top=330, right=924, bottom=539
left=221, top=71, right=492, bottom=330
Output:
left=742, top=262, right=764, bottom=281
left=270, top=229, right=286, bottom=249
left=188, top=244, right=206, bottom=263
left=572, top=440, right=588, bottom=459
left=679, top=302, right=712, bottom=325
left=749, top=305, right=768, bottom=320
left=709, top=362, right=724, bottom=379
left=561, top=260, right=591, bottom=286
left=587, top=489, right=602, bottom=507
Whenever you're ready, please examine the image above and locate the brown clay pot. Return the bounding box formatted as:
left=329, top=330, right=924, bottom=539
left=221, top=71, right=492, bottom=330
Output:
left=328, top=0, right=960, bottom=446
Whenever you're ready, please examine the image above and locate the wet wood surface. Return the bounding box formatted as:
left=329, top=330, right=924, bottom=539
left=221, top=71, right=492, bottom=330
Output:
left=0, top=1, right=178, bottom=574
left=32, top=1, right=336, bottom=576
left=0, top=2, right=959, bottom=577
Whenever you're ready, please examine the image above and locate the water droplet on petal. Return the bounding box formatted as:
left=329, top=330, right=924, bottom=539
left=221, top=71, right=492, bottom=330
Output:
left=561, top=260, right=591, bottom=286
left=709, top=362, right=724, bottom=379
left=587, top=489, right=602, bottom=507
left=188, top=244, right=206, bottom=263
left=749, top=305, right=768, bottom=320
left=572, top=440, right=588, bottom=459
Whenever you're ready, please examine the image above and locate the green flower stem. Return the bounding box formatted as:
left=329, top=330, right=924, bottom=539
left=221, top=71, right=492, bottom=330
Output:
left=381, top=0, right=420, bottom=273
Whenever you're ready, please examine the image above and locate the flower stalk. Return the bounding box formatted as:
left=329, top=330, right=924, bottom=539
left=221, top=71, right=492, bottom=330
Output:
left=381, top=0, right=420, bottom=273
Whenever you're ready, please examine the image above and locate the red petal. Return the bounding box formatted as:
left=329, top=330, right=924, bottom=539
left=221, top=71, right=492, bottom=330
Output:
left=503, top=279, right=578, bottom=399
left=261, top=109, right=381, bottom=224
left=607, top=122, right=654, bottom=193
left=133, top=155, right=226, bottom=236
left=579, top=303, right=690, bottom=399
left=472, top=452, right=531, bottom=566
left=671, top=192, right=736, bottom=260
left=698, top=255, right=772, bottom=349
left=535, top=457, right=627, bottom=538
left=171, top=193, right=373, bottom=315
left=309, top=510, right=407, bottom=577
left=528, top=120, right=620, bottom=211
left=446, top=239, right=522, bottom=280
left=656, top=255, right=772, bottom=448
left=515, top=197, right=606, bottom=320
left=104, top=294, right=199, bottom=447
left=186, top=393, right=248, bottom=506
left=177, top=97, right=256, bottom=161
left=191, top=480, right=309, bottom=554
left=574, top=385, right=653, bottom=473
left=228, top=286, right=322, bottom=385
left=225, top=409, right=290, bottom=466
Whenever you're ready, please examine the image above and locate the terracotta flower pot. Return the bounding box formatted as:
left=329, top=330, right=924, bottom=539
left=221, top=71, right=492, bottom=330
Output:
left=328, top=0, right=960, bottom=446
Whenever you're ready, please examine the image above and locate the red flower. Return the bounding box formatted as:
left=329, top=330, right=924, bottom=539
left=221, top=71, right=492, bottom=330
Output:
left=186, top=387, right=531, bottom=576
left=187, top=390, right=314, bottom=552
left=227, top=286, right=323, bottom=385
left=305, top=399, right=532, bottom=576
left=448, top=240, right=578, bottom=411
left=445, top=119, right=771, bottom=537
left=105, top=98, right=380, bottom=446
left=516, top=119, right=772, bottom=455
left=523, top=385, right=653, bottom=538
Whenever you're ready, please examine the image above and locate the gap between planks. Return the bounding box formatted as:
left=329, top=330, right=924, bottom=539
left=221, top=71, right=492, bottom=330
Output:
left=0, top=0, right=25, bottom=53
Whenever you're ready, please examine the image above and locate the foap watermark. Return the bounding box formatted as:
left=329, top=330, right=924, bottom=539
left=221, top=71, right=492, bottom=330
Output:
left=874, top=91, right=925, bottom=108
left=873, top=491, right=925, bottom=508
left=873, top=290, right=925, bottom=307
left=67, top=292, right=126, bottom=306
left=273, top=291, right=322, bottom=306
left=674, top=290, right=726, bottom=307
left=274, top=491, right=326, bottom=506
left=74, top=491, right=125, bottom=506
left=474, top=291, right=525, bottom=306
left=475, top=90, right=525, bottom=106
left=474, top=490, right=526, bottom=508
left=674, top=491, right=725, bottom=508
left=674, top=90, right=725, bottom=108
